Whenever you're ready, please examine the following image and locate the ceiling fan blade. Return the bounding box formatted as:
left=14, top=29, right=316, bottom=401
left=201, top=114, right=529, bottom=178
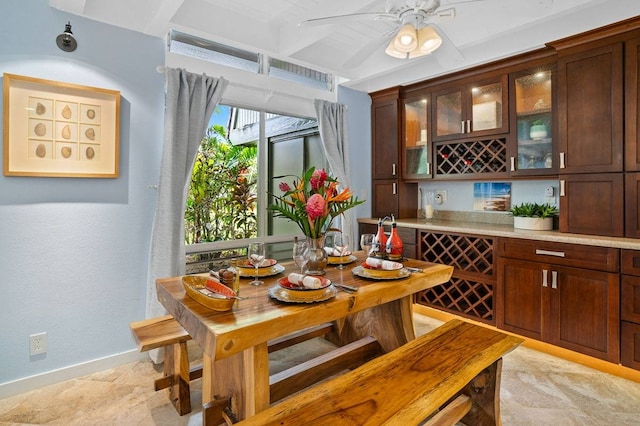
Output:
left=299, top=12, right=397, bottom=27
left=343, top=31, right=396, bottom=69
left=430, top=23, right=464, bottom=68
left=435, top=7, right=455, bottom=19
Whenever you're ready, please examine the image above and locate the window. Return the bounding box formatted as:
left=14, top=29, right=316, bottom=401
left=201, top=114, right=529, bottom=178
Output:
left=185, top=104, right=326, bottom=272
left=169, top=30, right=334, bottom=92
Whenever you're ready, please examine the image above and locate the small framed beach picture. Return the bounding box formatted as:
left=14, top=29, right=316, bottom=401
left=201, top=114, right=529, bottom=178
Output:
left=3, top=73, right=120, bottom=178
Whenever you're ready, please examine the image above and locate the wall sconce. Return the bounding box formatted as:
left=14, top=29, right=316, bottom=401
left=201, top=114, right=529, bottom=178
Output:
left=56, top=22, right=77, bottom=52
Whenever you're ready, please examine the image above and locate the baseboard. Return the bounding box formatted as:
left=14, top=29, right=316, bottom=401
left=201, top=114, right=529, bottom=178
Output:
left=0, top=350, right=148, bottom=399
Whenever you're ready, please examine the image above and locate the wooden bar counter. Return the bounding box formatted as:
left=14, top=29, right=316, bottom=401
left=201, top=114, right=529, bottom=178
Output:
left=156, top=252, right=453, bottom=422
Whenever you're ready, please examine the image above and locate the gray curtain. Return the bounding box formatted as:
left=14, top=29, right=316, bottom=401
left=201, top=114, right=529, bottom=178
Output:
left=146, top=68, right=228, bottom=363
left=313, top=99, right=354, bottom=242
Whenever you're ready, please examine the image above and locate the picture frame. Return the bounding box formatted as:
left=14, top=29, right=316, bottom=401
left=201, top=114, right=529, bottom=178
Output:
left=3, top=73, right=120, bottom=178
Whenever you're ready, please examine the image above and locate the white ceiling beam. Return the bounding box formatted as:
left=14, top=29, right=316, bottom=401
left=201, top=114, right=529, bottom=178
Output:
left=143, top=0, right=185, bottom=37
left=49, top=0, right=87, bottom=14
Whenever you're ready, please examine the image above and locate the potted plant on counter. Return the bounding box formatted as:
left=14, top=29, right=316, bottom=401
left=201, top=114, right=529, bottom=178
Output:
left=510, top=202, right=558, bottom=230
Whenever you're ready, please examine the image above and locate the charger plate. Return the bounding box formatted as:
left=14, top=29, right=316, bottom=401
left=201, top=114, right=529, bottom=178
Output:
left=268, top=284, right=337, bottom=303
left=234, top=263, right=285, bottom=278
left=352, top=265, right=410, bottom=280
left=327, top=254, right=357, bottom=265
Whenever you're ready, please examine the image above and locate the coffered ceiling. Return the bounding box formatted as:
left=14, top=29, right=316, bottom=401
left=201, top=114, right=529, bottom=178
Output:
left=50, top=0, right=640, bottom=92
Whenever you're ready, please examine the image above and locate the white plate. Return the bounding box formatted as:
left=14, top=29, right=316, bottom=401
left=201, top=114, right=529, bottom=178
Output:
left=268, top=284, right=337, bottom=303
left=352, top=265, right=411, bottom=280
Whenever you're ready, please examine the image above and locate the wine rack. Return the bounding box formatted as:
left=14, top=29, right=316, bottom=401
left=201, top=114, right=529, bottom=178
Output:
left=416, top=231, right=495, bottom=324
left=435, top=138, right=507, bottom=176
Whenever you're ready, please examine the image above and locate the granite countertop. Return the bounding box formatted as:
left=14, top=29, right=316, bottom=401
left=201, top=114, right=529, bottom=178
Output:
left=358, top=212, right=640, bottom=250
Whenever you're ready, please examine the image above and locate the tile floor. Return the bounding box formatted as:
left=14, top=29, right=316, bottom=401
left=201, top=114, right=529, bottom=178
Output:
left=1, top=314, right=639, bottom=425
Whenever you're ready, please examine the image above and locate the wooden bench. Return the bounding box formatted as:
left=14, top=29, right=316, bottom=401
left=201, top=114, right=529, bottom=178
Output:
left=130, top=315, right=198, bottom=415
left=234, top=319, right=523, bottom=426
left=130, top=316, right=344, bottom=417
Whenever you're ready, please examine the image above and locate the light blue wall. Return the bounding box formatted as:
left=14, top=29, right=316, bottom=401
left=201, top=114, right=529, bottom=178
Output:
left=0, top=0, right=164, bottom=391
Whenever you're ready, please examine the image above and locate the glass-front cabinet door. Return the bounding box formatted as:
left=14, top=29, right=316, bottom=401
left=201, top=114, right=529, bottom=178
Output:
left=510, top=67, right=554, bottom=174
left=433, top=75, right=508, bottom=141
left=403, top=95, right=431, bottom=179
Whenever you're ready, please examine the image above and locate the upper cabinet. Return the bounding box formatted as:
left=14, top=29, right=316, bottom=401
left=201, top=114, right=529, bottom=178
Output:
left=509, top=64, right=556, bottom=175
left=433, top=75, right=508, bottom=142
left=402, top=94, right=431, bottom=180
left=556, top=42, right=624, bottom=174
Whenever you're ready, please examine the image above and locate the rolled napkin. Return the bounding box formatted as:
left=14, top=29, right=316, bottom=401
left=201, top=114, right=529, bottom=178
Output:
left=324, top=247, right=340, bottom=256
left=365, top=257, right=403, bottom=270
left=287, top=272, right=323, bottom=289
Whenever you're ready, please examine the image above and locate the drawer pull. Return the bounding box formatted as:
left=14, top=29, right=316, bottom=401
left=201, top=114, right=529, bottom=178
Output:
left=536, top=249, right=565, bottom=258
left=551, top=270, right=558, bottom=289
left=392, top=163, right=396, bottom=176
left=510, top=156, right=515, bottom=172
left=542, top=269, right=548, bottom=287
left=392, top=182, right=397, bottom=195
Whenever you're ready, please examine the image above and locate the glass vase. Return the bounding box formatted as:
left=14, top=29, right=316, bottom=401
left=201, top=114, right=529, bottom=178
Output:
left=304, top=236, right=328, bottom=275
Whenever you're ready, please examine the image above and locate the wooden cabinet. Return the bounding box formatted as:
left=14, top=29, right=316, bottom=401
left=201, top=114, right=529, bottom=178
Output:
left=433, top=75, right=508, bottom=142
left=559, top=173, right=624, bottom=237
left=621, top=249, right=640, bottom=370
left=402, top=94, right=431, bottom=180
left=416, top=231, right=496, bottom=325
left=556, top=42, right=623, bottom=174
left=497, top=238, right=620, bottom=362
left=508, top=64, right=556, bottom=175
left=625, top=37, right=640, bottom=171
left=371, top=88, right=417, bottom=219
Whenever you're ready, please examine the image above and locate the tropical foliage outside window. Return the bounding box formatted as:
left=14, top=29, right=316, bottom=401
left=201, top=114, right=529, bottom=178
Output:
left=185, top=123, right=258, bottom=244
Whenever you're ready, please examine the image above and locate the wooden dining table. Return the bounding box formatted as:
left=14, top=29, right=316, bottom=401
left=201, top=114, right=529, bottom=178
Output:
left=155, top=252, right=453, bottom=423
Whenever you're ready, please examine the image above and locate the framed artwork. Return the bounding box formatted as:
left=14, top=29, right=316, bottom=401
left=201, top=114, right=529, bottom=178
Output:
left=3, top=73, right=120, bottom=178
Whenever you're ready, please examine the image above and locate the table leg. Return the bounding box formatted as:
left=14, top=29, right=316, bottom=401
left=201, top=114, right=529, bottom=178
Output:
left=331, top=295, right=415, bottom=353
left=202, top=342, right=270, bottom=423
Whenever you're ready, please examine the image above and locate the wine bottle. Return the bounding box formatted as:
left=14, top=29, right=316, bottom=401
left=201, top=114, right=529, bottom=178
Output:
left=386, top=215, right=403, bottom=261
left=371, top=217, right=388, bottom=258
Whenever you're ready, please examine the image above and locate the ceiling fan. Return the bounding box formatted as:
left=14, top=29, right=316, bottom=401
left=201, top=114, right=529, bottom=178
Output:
left=299, top=0, right=481, bottom=69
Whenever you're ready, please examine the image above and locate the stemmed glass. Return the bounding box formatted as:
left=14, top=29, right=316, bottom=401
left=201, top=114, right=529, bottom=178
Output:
left=360, top=233, right=375, bottom=257
left=247, top=242, right=266, bottom=286
left=333, top=233, right=350, bottom=270
left=292, top=240, right=309, bottom=274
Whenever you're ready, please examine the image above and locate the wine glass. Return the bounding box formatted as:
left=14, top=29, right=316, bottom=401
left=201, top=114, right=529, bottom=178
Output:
left=360, top=233, right=375, bottom=257
left=333, top=233, right=350, bottom=270
left=247, top=242, right=265, bottom=286
left=292, top=240, right=309, bottom=274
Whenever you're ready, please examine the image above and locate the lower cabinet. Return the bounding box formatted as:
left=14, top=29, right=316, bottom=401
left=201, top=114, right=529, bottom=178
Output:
left=497, top=238, right=620, bottom=363
left=621, top=250, right=640, bottom=369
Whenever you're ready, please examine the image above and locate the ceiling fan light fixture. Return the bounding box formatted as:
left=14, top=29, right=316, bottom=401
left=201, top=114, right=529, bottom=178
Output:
left=417, top=26, right=442, bottom=54
left=393, top=23, right=418, bottom=52
left=385, top=39, right=408, bottom=59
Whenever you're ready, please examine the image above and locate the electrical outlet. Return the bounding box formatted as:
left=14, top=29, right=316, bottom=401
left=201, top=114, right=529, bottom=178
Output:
left=545, top=187, right=554, bottom=197
left=436, top=190, right=448, bottom=202
left=30, top=332, right=47, bottom=356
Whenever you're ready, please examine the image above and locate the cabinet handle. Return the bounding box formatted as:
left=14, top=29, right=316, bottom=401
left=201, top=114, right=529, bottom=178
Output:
left=542, top=269, right=548, bottom=287
left=392, top=182, right=397, bottom=195
left=466, top=119, right=471, bottom=133
left=559, top=152, right=566, bottom=169
left=535, top=249, right=566, bottom=258
left=426, top=163, right=430, bottom=175
left=551, top=270, right=558, bottom=289
left=392, top=163, right=396, bottom=176
left=510, top=156, right=516, bottom=172
left=560, top=180, right=565, bottom=197
left=461, top=121, right=465, bottom=133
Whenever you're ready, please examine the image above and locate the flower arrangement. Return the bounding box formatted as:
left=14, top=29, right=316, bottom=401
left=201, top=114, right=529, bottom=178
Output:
left=269, top=167, right=364, bottom=238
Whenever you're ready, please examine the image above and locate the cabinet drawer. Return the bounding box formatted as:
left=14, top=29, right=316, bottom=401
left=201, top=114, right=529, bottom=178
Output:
left=622, top=275, right=640, bottom=323
left=621, top=249, right=640, bottom=276
left=621, top=321, right=640, bottom=370
left=497, top=238, right=619, bottom=272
